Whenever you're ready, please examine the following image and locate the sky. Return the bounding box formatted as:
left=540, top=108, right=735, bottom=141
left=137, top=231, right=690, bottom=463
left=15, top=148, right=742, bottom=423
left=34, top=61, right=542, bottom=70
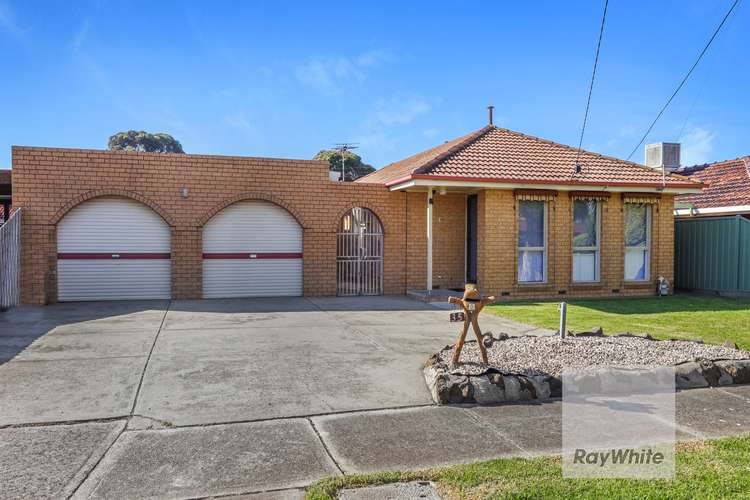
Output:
left=0, top=0, right=747, bottom=170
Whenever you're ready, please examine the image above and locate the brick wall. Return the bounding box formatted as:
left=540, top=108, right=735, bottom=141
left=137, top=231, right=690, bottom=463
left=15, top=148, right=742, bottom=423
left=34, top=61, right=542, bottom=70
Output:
left=12, top=147, right=407, bottom=304
left=12, top=146, right=676, bottom=304
left=475, top=190, right=675, bottom=300
left=405, top=192, right=466, bottom=290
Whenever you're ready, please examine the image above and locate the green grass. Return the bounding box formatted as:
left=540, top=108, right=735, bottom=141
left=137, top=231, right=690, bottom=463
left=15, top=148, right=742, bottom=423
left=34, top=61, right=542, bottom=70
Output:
left=306, top=435, right=750, bottom=499
left=485, top=295, right=750, bottom=350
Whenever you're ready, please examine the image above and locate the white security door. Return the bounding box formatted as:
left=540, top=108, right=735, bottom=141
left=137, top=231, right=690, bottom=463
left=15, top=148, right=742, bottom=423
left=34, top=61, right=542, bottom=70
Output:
left=57, top=197, right=172, bottom=301
left=202, top=201, right=302, bottom=298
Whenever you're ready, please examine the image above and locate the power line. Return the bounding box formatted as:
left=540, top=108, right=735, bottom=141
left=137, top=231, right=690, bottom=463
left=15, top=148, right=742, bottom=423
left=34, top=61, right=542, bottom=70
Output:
left=626, top=0, right=741, bottom=161
left=575, top=0, right=610, bottom=166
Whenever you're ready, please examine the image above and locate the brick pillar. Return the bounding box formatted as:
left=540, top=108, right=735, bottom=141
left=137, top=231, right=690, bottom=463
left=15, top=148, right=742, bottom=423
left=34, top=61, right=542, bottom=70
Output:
left=21, top=223, right=55, bottom=305
left=303, top=229, right=336, bottom=296
left=656, top=195, right=675, bottom=285
left=601, top=195, right=623, bottom=291
left=171, top=227, right=202, bottom=299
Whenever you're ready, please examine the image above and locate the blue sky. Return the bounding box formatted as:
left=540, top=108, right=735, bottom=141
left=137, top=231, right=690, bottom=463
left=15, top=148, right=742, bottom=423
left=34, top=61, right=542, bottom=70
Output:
left=0, top=0, right=747, bottom=170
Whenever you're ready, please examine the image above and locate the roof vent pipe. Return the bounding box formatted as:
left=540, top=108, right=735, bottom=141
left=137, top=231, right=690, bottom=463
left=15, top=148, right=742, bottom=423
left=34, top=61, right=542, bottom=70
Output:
left=487, top=105, right=494, bottom=126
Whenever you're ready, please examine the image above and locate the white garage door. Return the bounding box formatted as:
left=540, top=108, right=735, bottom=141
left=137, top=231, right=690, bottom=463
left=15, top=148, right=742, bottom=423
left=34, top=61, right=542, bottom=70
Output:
left=203, top=201, right=302, bottom=298
left=57, top=197, right=171, bottom=301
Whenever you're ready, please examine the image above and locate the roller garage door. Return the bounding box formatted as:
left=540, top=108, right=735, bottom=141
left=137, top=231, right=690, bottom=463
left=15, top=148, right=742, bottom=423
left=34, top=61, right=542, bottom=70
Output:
left=202, top=200, right=302, bottom=298
left=57, top=197, right=171, bottom=301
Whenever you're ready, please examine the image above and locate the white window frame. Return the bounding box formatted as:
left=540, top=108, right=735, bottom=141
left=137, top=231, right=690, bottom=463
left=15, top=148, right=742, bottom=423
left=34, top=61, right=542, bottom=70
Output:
left=572, top=199, right=601, bottom=283
left=517, top=200, right=547, bottom=283
left=624, top=204, right=651, bottom=282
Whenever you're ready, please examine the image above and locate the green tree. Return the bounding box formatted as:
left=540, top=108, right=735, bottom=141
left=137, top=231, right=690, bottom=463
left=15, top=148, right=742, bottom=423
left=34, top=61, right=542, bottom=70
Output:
left=313, top=150, right=375, bottom=181
left=108, top=130, right=184, bottom=153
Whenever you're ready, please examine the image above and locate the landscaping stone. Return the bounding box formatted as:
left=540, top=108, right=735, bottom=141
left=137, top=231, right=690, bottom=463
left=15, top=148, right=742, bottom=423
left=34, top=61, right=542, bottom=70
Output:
left=424, top=334, right=750, bottom=405
left=715, top=359, right=750, bottom=384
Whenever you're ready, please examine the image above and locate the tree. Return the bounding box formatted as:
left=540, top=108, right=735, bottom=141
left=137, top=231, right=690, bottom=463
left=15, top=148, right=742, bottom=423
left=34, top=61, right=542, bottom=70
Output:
left=313, top=149, right=375, bottom=181
left=108, top=130, right=184, bottom=153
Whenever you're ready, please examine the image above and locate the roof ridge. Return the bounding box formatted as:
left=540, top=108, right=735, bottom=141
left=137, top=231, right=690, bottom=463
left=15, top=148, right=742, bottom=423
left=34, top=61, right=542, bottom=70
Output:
left=414, top=125, right=494, bottom=175
left=493, top=126, right=693, bottom=182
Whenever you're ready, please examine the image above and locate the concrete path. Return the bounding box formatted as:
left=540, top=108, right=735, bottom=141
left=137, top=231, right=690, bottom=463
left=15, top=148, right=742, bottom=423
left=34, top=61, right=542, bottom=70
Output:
left=1, top=296, right=748, bottom=499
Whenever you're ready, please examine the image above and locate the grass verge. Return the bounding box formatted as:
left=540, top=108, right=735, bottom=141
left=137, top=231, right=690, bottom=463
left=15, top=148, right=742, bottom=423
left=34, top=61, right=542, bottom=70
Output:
left=306, top=435, right=750, bottom=499
left=485, top=295, right=750, bottom=350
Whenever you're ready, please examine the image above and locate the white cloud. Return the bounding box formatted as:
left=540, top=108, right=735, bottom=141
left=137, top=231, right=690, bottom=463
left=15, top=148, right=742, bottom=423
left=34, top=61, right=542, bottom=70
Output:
left=223, top=112, right=254, bottom=135
left=0, top=2, right=23, bottom=38
left=374, top=97, right=430, bottom=125
left=72, top=18, right=91, bottom=51
left=294, top=50, right=392, bottom=92
left=680, top=126, right=716, bottom=165
left=294, top=56, right=361, bottom=89
left=355, top=49, right=392, bottom=68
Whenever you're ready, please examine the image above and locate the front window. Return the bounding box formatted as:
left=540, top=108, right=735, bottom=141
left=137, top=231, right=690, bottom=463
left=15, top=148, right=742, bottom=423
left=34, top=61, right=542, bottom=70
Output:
left=624, top=203, right=651, bottom=281
left=572, top=200, right=600, bottom=282
left=517, top=201, right=546, bottom=282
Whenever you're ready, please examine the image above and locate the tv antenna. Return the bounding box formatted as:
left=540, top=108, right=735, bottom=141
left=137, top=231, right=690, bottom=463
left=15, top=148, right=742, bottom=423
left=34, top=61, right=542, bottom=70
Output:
left=333, top=142, right=359, bottom=181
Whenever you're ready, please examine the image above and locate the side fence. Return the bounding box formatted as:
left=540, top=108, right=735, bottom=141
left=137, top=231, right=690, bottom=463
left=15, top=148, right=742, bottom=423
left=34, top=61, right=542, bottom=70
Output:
left=675, top=215, right=750, bottom=294
left=0, top=208, right=21, bottom=310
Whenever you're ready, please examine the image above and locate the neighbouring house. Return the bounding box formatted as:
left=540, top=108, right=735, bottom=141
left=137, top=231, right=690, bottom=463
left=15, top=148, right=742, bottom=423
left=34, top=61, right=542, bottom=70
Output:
left=672, top=157, right=750, bottom=295
left=674, top=156, right=750, bottom=218
left=12, top=121, right=701, bottom=305
left=0, top=169, right=10, bottom=223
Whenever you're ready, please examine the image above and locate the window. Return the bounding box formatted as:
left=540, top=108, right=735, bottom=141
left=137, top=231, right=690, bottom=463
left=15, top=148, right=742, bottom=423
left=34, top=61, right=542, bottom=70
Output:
left=517, top=201, right=546, bottom=282
left=572, top=200, right=600, bottom=282
left=624, top=203, right=651, bottom=281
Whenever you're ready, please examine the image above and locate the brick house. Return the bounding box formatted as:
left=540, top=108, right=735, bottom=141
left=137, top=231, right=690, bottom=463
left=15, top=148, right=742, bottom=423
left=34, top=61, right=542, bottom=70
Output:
left=12, top=124, right=701, bottom=305
left=674, top=156, right=750, bottom=218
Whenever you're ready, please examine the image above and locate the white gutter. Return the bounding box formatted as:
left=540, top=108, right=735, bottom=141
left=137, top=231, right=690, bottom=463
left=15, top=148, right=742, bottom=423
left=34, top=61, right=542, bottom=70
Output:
left=389, top=178, right=702, bottom=194
left=674, top=205, right=750, bottom=217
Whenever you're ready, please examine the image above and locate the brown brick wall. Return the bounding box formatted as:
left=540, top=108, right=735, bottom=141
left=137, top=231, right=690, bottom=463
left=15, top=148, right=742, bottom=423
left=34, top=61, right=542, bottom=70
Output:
left=12, top=147, right=407, bottom=304
left=475, top=191, right=675, bottom=300
left=12, top=146, right=676, bottom=304
left=405, top=192, right=466, bottom=290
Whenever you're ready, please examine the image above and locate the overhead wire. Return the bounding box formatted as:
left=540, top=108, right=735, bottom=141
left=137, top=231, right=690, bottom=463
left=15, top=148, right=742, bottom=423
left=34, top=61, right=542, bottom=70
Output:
left=626, top=0, right=742, bottom=161
left=575, top=0, right=610, bottom=168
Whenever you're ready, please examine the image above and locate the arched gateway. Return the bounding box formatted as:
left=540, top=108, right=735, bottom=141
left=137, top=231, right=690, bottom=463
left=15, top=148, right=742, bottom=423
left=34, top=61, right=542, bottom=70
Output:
left=336, top=207, right=383, bottom=296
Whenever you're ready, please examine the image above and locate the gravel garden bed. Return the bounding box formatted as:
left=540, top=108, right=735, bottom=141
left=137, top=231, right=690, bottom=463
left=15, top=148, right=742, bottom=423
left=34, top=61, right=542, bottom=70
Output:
left=423, top=330, right=750, bottom=405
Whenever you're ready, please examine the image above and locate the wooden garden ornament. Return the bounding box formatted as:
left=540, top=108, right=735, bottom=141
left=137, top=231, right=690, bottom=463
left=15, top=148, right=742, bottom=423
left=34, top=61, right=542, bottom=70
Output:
left=448, top=284, right=496, bottom=366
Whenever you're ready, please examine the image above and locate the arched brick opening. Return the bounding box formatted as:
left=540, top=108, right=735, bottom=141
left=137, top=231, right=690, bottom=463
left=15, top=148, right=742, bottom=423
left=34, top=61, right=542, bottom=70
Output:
left=332, top=203, right=389, bottom=235
left=199, top=192, right=309, bottom=228
left=50, top=190, right=175, bottom=226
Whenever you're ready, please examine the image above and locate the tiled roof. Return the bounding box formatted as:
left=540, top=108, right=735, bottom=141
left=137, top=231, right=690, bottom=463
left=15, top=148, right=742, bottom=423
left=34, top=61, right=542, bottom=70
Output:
left=0, top=169, right=10, bottom=185
left=676, top=157, right=750, bottom=208
left=356, top=126, right=701, bottom=189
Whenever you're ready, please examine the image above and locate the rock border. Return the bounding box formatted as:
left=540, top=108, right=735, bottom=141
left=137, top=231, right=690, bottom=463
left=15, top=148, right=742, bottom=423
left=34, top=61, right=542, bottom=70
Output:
left=423, top=332, right=750, bottom=405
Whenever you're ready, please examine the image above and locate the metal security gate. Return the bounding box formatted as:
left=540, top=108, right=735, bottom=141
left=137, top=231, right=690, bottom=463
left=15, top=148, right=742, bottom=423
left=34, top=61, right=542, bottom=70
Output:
left=0, top=208, right=21, bottom=310
left=337, top=208, right=383, bottom=295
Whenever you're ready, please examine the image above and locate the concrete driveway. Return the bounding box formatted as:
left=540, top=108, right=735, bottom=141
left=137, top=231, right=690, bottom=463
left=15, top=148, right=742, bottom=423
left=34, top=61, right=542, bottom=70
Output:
left=0, top=295, right=550, bottom=498
left=2, top=296, right=749, bottom=499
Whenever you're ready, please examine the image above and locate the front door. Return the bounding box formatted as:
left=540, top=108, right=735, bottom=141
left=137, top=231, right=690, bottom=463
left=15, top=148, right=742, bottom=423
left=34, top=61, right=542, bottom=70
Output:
left=466, top=194, right=478, bottom=283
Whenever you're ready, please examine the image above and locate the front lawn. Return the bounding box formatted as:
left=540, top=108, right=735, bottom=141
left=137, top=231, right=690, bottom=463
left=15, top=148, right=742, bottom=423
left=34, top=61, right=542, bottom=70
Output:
left=485, top=295, right=750, bottom=350
left=307, top=435, right=750, bottom=499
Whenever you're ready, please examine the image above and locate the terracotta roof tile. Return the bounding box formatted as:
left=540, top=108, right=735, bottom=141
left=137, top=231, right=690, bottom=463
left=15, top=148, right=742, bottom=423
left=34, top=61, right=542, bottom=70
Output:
left=356, top=126, right=700, bottom=189
left=676, top=157, right=750, bottom=208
